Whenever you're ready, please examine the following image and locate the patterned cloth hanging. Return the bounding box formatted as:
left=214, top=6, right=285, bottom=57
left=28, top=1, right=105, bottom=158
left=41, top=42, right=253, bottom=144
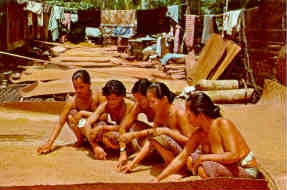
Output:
left=101, top=10, right=137, bottom=26
left=184, top=15, right=196, bottom=50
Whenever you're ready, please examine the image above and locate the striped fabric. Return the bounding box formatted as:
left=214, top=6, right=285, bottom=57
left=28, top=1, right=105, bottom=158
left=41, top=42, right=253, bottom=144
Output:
left=174, top=24, right=182, bottom=53
left=184, top=15, right=196, bottom=50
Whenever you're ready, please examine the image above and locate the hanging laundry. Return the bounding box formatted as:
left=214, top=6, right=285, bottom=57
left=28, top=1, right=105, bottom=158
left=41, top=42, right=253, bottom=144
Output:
left=43, top=4, right=51, bottom=14
left=201, top=15, right=216, bottom=44
left=101, top=10, right=137, bottom=26
left=167, top=5, right=179, bottom=23
left=113, top=26, right=134, bottom=38
left=70, top=13, right=78, bottom=23
left=48, top=5, right=65, bottom=41
left=101, top=26, right=114, bottom=37
left=184, top=15, right=196, bottom=50
left=223, top=10, right=242, bottom=35
left=42, top=4, right=51, bottom=41
left=25, top=1, right=43, bottom=26
left=85, top=27, right=102, bottom=38
left=174, top=24, right=183, bottom=53
left=27, top=12, right=33, bottom=26
left=62, top=13, right=71, bottom=30
left=17, top=0, right=28, bottom=4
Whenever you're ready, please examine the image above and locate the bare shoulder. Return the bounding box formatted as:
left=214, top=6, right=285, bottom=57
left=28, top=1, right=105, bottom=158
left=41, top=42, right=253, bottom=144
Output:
left=130, top=102, right=141, bottom=114
left=173, top=101, right=185, bottom=116
left=213, top=117, right=237, bottom=132
left=125, top=98, right=135, bottom=111
left=64, top=95, right=75, bottom=108
left=91, top=86, right=105, bottom=103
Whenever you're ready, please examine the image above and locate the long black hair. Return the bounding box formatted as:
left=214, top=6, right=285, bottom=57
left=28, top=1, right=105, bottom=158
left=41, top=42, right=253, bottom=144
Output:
left=131, top=78, right=152, bottom=96
left=186, top=92, right=221, bottom=119
left=72, top=70, right=91, bottom=84
left=102, top=80, right=126, bottom=97
left=147, top=82, right=176, bottom=103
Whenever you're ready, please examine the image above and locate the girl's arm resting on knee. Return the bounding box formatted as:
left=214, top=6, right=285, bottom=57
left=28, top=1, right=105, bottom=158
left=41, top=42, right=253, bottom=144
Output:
left=156, top=133, right=201, bottom=181
left=102, top=125, right=120, bottom=131
left=156, top=128, right=188, bottom=144
left=86, top=102, right=106, bottom=127
left=79, top=110, right=93, bottom=118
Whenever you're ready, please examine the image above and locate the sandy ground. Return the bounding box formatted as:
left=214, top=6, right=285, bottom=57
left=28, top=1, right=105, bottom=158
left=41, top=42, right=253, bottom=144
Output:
left=0, top=80, right=285, bottom=190
left=0, top=106, right=195, bottom=187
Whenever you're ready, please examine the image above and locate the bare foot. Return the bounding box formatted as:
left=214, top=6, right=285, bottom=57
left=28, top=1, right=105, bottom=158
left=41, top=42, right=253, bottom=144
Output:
left=93, top=146, right=107, bottom=160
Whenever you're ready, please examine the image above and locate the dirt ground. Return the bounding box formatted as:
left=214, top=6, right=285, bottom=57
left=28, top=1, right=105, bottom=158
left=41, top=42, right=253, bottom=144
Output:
left=0, top=79, right=285, bottom=190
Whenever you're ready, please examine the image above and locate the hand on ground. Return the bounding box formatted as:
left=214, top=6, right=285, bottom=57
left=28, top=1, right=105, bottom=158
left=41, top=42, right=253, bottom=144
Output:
left=116, top=154, right=128, bottom=171
left=37, top=143, right=52, bottom=154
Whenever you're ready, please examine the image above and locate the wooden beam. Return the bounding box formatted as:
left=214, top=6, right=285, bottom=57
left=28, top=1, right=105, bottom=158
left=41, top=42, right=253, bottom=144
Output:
left=0, top=51, right=51, bottom=64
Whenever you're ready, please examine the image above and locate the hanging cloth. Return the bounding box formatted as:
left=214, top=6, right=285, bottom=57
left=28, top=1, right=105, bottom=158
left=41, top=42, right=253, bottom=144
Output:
left=167, top=5, right=179, bottom=23
left=25, top=1, right=43, bottom=26
left=223, top=10, right=241, bottom=35
left=174, top=24, right=183, bottom=53
left=201, top=15, right=216, bottom=44
left=48, top=5, right=64, bottom=41
left=17, top=0, right=28, bottom=4
left=62, top=13, right=71, bottom=30
left=184, top=15, right=196, bottom=50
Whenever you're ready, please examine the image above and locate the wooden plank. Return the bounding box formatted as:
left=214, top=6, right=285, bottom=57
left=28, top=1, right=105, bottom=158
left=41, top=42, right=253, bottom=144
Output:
left=9, top=69, right=77, bottom=83
left=18, top=77, right=188, bottom=98
left=9, top=67, right=171, bottom=83
left=0, top=51, right=51, bottom=64
left=54, top=57, right=111, bottom=63
left=52, top=61, right=120, bottom=68
left=185, top=34, right=226, bottom=85
left=209, top=40, right=241, bottom=80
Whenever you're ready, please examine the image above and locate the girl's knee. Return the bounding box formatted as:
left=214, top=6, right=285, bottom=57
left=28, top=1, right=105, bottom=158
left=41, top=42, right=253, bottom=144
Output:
left=67, top=115, right=77, bottom=128
left=186, top=157, right=193, bottom=171
left=198, top=166, right=208, bottom=178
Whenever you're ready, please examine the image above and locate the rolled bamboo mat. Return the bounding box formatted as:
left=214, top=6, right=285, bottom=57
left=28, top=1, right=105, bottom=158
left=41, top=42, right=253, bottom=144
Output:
left=199, top=88, right=254, bottom=104
left=195, top=79, right=240, bottom=91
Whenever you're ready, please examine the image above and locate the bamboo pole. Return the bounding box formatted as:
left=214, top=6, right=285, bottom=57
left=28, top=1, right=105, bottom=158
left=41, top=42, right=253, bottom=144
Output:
left=0, top=51, right=51, bottom=64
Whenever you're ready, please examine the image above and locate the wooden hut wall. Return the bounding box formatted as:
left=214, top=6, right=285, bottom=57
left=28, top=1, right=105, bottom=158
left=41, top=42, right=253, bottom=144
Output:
left=244, top=0, right=286, bottom=86
left=0, top=3, right=7, bottom=50
left=5, top=2, right=26, bottom=50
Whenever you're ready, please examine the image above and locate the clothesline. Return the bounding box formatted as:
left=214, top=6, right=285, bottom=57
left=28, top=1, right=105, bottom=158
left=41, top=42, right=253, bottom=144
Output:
left=24, top=0, right=185, bottom=12
left=185, top=6, right=259, bottom=18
